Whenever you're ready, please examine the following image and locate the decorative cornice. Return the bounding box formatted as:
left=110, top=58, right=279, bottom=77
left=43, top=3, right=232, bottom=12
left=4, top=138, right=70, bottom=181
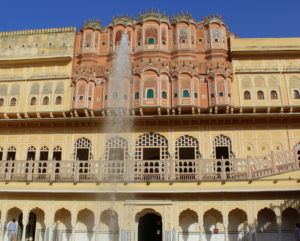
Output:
left=136, top=8, right=170, bottom=25
left=0, top=27, right=76, bottom=36
left=82, top=19, right=103, bottom=31
left=109, top=15, right=134, bottom=27
left=201, top=14, right=226, bottom=26
left=171, top=11, right=196, bottom=25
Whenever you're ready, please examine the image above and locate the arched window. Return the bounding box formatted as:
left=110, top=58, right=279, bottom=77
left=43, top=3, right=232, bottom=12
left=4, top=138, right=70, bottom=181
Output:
left=135, top=132, right=169, bottom=178
left=115, top=30, right=123, bottom=45
left=162, top=91, right=167, bottom=99
left=175, top=135, right=201, bottom=179
left=74, top=137, right=93, bottom=161
left=7, top=146, right=16, bottom=161
left=183, top=90, right=190, bottom=98
left=55, top=96, right=62, bottom=105
left=194, top=93, right=198, bottom=98
left=6, top=146, right=16, bottom=173
left=175, top=135, right=201, bottom=160
left=244, top=91, right=251, bottom=100
left=213, top=135, right=234, bottom=159
left=42, top=96, right=49, bottom=105
left=53, top=146, right=62, bottom=161
left=10, top=98, right=17, bottom=106
left=219, top=92, right=224, bottom=97
left=105, top=136, right=129, bottom=161
left=257, top=91, right=264, bottom=100
left=39, top=146, right=49, bottom=174
left=212, top=135, right=234, bottom=174
left=135, top=92, right=139, bottom=99
left=30, top=97, right=37, bottom=106
left=135, top=132, right=169, bottom=161
left=53, top=146, right=62, bottom=174
left=104, top=136, right=129, bottom=177
left=40, top=146, right=49, bottom=160
left=146, top=89, right=154, bottom=99
left=0, top=147, right=3, bottom=160
left=294, top=90, right=300, bottom=99
left=270, top=90, right=278, bottom=99
left=27, top=146, right=36, bottom=160
left=74, top=138, right=93, bottom=174
left=0, top=98, right=4, bottom=107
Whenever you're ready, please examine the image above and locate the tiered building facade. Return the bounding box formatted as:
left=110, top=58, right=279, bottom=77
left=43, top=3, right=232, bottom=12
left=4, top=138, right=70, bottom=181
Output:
left=0, top=10, right=299, bottom=241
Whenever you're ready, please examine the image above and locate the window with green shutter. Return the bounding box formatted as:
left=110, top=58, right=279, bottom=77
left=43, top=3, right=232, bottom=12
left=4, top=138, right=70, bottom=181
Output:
left=162, top=91, right=167, bottom=99
left=148, top=38, right=155, bottom=45
left=183, top=90, right=190, bottom=98
left=146, top=89, right=154, bottom=98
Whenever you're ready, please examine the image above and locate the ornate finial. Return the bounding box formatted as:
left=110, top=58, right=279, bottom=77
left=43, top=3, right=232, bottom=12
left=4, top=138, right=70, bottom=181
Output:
left=157, top=9, right=160, bottom=14
left=181, top=10, right=184, bottom=16
left=144, top=9, right=147, bottom=14
left=112, top=15, right=115, bottom=20
left=186, top=10, right=189, bottom=16
left=151, top=7, right=154, bottom=13
left=220, top=14, right=222, bottom=19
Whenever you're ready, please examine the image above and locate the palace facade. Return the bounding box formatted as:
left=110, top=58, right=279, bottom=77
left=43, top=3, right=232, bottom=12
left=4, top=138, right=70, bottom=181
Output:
left=0, top=10, right=299, bottom=241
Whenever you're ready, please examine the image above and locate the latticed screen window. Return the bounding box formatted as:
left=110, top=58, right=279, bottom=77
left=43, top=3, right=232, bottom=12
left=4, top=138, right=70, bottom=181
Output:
left=146, top=89, right=154, bottom=99
left=213, top=135, right=234, bottom=159
left=183, top=90, right=190, bottom=98
left=135, top=132, right=169, bottom=161
left=162, top=91, right=167, bottom=99
left=109, top=148, right=124, bottom=161
left=105, top=136, right=129, bottom=161
left=148, top=38, right=155, bottom=44
left=175, top=135, right=200, bottom=160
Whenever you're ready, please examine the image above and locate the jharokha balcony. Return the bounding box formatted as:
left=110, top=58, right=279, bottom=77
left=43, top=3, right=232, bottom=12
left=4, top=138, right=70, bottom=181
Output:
left=1, top=147, right=299, bottom=183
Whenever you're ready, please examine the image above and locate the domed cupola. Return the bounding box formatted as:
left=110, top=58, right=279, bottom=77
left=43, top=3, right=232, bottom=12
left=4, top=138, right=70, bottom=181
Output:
left=109, top=15, right=134, bottom=27
left=81, top=19, right=103, bottom=32
left=136, top=8, right=170, bottom=25
left=171, top=11, right=196, bottom=25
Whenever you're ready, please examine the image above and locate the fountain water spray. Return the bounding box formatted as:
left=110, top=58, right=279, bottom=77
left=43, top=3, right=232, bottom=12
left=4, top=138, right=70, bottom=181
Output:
left=102, top=33, right=132, bottom=241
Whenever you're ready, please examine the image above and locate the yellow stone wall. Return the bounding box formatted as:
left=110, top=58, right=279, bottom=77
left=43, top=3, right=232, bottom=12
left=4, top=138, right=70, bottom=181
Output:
left=0, top=28, right=75, bottom=113
left=0, top=123, right=299, bottom=160
left=230, top=35, right=300, bottom=107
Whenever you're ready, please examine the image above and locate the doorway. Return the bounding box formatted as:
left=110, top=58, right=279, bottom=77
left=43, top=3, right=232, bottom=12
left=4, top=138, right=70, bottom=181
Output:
left=138, top=213, right=162, bottom=241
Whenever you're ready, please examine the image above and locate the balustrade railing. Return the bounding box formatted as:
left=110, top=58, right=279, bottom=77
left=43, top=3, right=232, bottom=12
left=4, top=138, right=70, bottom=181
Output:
left=0, top=147, right=299, bottom=183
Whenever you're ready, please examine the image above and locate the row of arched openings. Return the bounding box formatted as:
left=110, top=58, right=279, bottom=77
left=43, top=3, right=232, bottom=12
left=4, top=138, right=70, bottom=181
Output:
left=0, top=134, right=233, bottom=176
left=244, top=90, right=300, bottom=100
left=4, top=206, right=299, bottom=241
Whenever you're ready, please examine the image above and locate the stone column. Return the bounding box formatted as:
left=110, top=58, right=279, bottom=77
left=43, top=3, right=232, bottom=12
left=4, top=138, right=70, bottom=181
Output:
left=45, top=204, right=54, bottom=241
left=276, top=215, right=282, bottom=241
left=21, top=211, right=29, bottom=241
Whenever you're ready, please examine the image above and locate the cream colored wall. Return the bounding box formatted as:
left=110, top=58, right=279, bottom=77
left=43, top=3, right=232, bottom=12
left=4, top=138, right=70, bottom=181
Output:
left=0, top=194, right=298, bottom=232
left=232, top=60, right=300, bottom=107
left=230, top=36, right=300, bottom=107
left=0, top=28, right=75, bottom=60
left=0, top=123, right=299, bottom=160
left=0, top=29, right=75, bottom=113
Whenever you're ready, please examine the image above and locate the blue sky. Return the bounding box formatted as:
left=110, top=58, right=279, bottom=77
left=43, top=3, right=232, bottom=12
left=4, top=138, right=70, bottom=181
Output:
left=1, top=0, right=299, bottom=37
